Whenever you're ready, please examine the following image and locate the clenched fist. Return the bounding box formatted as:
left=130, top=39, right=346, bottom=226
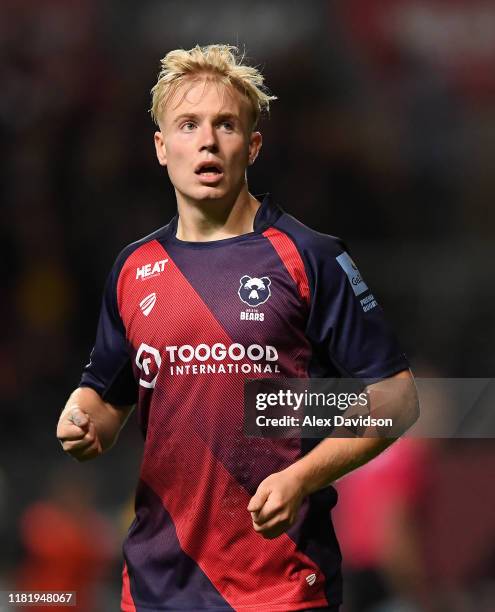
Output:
left=247, top=468, right=307, bottom=539
left=57, top=406, right=103, bottom=462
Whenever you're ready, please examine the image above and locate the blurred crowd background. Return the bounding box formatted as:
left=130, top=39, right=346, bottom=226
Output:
left=1, top=1, right=494, bottom=611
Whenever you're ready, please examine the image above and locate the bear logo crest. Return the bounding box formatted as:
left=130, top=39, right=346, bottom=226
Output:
left=238, top=275, right=271, bottom=307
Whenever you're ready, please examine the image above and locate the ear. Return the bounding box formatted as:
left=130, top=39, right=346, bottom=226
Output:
left=240, top=275, right=251, bottom=285
left=248, top=131, right=262, bottom=166
left=154, top=130, right=167, bottom=167
left=261, top=277, right=271, bottom=287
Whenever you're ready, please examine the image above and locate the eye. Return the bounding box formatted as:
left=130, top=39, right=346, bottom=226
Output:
left=181, top=121, right=196, bottom=132
left=219, top=120, right=234, bottom=132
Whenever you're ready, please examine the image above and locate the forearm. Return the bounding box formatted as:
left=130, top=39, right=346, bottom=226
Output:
left=287, top=436, right=395, bottom=496
left=286, top=371, right=419, bottom=495
left=247, top=435, right=398, bottom=539
left=61, top=386, right=134, bottom=452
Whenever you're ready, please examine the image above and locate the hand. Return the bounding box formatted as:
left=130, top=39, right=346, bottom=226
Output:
left=247, top=468, right=307, bottom=539
left=57, top=406, right=103, bottom=462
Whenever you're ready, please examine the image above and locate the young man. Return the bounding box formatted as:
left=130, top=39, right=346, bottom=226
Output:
left=57, top=45, right=418, bottom=612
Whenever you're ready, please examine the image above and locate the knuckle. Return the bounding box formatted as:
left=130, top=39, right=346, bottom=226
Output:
left=64, top=438, right=91, bottom=454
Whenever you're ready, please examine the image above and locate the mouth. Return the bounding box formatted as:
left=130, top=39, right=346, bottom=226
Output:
left=194, top=161, right=224, bottom=184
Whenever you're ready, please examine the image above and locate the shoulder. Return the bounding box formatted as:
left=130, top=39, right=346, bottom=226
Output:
left=272, top=211, right=348, bottom=269
left=269, top=209, right=372, bottom=303
left=111, top=222, right=173, bottom=277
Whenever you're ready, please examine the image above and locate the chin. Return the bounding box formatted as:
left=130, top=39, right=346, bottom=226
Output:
left=181, top=185, right=230, bottom=202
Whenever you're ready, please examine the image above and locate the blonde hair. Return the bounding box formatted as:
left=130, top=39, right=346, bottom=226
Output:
left=150, top=44, right=276, bottom=128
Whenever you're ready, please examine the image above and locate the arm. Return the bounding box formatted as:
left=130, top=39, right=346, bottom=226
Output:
left=58, top=247, right=139, bottom=462
left=248, top=370, right=419, bottom=538
left=57, top=386, right=134, bottom=462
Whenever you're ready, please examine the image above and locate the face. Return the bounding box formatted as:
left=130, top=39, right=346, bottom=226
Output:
left=154, top=77, right=262, bottom=203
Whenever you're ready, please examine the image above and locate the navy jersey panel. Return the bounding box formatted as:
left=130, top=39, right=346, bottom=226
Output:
left=273, top=213, right=409, bottom=379
left=287, top=486, right=343, bottom=607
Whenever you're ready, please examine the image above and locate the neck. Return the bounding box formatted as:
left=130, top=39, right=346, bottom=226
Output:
left=175, top=183, right=261, bottom=242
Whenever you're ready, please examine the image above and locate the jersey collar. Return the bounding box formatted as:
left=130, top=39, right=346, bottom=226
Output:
left=165, top=193, right=284, bottom=242
left=253, top=193, right=284, bottom=232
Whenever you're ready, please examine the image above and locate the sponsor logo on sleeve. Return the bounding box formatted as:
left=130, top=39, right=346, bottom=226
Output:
left=336, top=252, right=368, bottom=296
left=360, top=293, right=378, bottom=312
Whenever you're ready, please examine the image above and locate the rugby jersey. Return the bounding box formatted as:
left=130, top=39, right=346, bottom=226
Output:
left=80, top=194, right=408, bottom=611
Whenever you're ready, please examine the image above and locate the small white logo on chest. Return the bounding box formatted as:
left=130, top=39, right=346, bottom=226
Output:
left=140, top=293, right=157, bottom=316
left=306, top=573, right=317, bottom=586
left=136, top=258, right=168, bottom=280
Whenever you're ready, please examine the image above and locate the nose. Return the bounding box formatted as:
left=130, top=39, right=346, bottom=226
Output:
left=199, top=122, right=218, bottom=153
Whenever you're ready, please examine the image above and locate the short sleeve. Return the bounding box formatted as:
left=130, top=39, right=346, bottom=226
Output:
left=305, top=240, right=409, bottom=379
left=79, top=254, right=138, bottom=406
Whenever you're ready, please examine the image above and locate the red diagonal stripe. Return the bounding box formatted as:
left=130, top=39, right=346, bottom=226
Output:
left=263, top=228, right=310, bottom=306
